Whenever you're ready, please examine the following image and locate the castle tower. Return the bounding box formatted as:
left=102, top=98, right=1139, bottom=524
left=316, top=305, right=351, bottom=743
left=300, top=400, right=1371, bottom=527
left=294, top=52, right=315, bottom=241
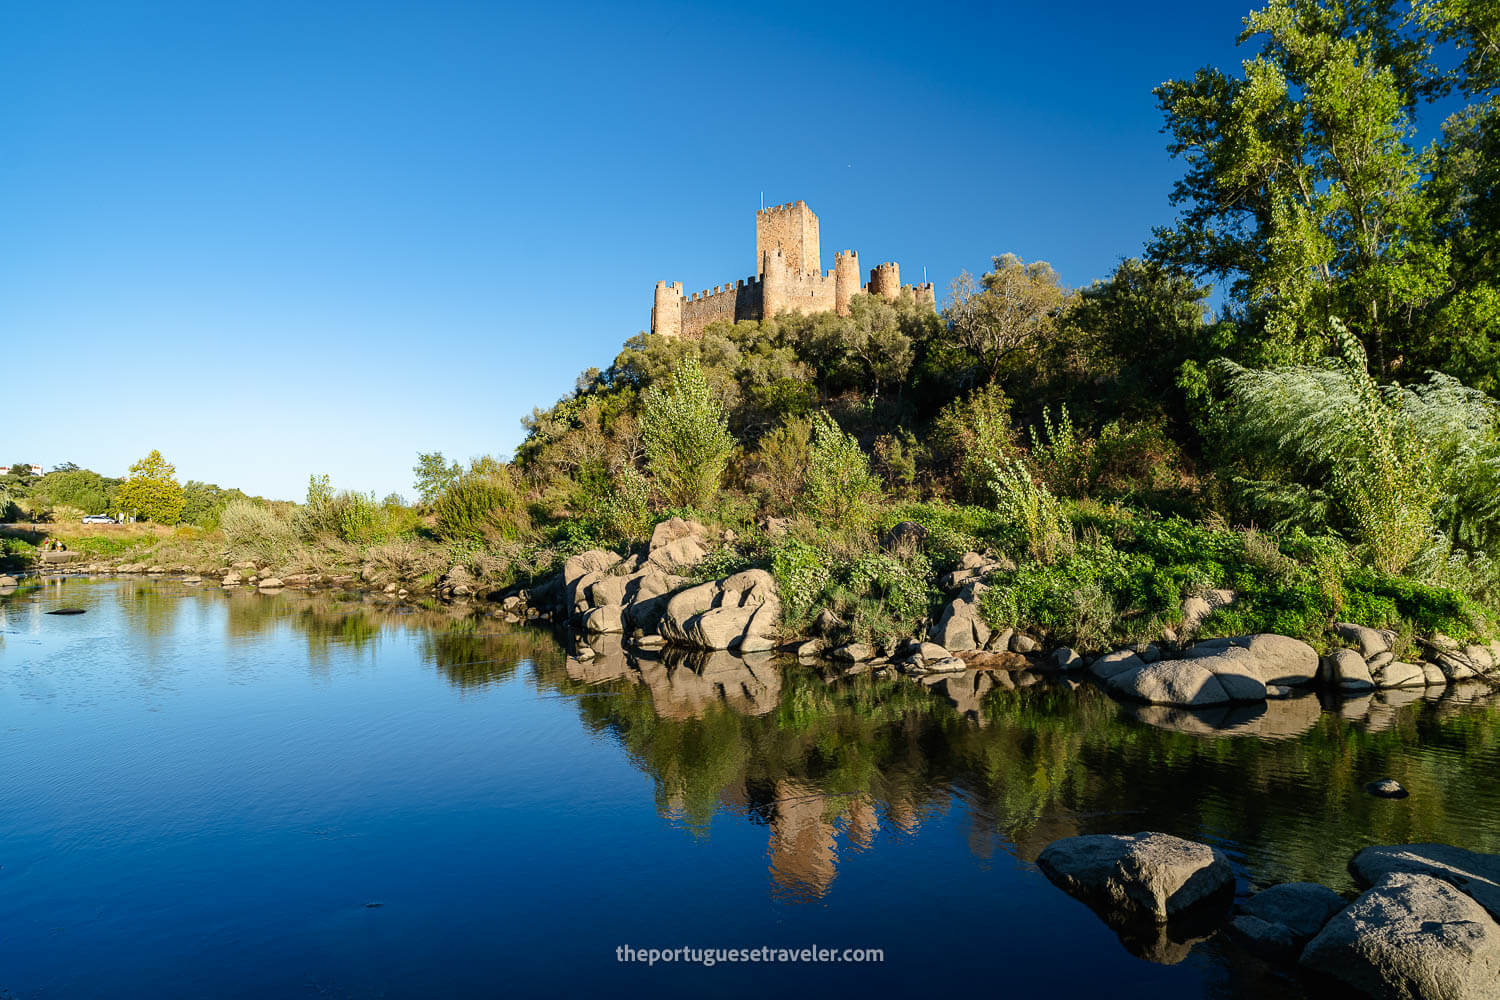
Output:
left=834, top=250, right=860, bottom=316
left=761, top=249, right=788, bottom=320
left=651, top=281, right=683, bottom=337
left=756, top=200, right=820, bottom=277
left=869, top=262, right=900, bottom=301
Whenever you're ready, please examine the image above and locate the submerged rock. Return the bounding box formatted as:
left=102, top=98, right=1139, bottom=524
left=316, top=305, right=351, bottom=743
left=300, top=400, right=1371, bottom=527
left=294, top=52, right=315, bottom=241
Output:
left=1365, top=778, right=1409, bottom=799
left=1229, top=882, right=1347, bottom=962
left=1037, top=832, right=1235, bottom=922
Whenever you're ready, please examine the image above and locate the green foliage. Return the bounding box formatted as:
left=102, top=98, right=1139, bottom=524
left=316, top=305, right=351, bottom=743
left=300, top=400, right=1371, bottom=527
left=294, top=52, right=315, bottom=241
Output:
left=930, top=384, right=1015, bottom=502
left=597, top=466, right=653, bottom=544
left=433, top=464, right=531, bottom=543
left=114, top=450, right=186, bottom=525
left=412, top=451, right=462, bottom=508
left=1, top=536, right=37, bottom=572
left=220, top=500, right=299, bottom=565
left=640, top=356, right=737, bottom=509
left=179, top=481, right=248, bottom=529
left=746, top=414, right=812, bottom=514
left=32, top=469, right=111, bottom=515
left=770, top=539, right=834, bottom=627
left=988, top=455, right=1068, bottom=564
left=804, top=411, right=881, bottom=528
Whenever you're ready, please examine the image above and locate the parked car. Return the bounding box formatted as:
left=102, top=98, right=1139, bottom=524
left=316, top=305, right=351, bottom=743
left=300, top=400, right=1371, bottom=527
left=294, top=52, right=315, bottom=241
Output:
left=81, top=514, right=116, bottom=524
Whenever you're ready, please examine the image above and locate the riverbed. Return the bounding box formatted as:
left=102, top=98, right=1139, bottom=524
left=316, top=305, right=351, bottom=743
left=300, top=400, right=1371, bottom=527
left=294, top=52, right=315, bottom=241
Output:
left=2, top=577, right=1497, bottom=997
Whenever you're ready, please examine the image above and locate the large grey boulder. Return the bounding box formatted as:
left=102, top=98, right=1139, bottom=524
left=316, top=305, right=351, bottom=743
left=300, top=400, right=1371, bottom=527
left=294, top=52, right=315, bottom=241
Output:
left=1229, top=882, right=1347, bottom=961
left=1185, top=634, right=1320, bottom=686
left=1323, top=647, right=1375, bottom=690
left=931, top=597, right=983, bottom=651
left=1090, top=649, right=1144, bottom=680
left=1036, top=832, right=1235, bottom=922
left=1351, top=844, right=1500, bottom=923
left=646, top=517, right=710, bottom=572
left=1301, top=872, right=1500, bottom=1000
left=1107, top=660, right=1238, bottom=706
left=1335, top=622, right=1391, bottom=659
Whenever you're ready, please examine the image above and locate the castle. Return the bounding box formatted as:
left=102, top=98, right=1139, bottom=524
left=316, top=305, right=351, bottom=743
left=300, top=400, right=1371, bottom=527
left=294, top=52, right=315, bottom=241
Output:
left=651, top=200, right=937, bottom=339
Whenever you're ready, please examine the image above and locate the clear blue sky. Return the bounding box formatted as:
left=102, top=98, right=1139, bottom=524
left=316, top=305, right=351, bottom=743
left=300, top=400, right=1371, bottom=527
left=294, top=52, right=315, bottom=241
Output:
left=2, top=0, right=1256, bottom=501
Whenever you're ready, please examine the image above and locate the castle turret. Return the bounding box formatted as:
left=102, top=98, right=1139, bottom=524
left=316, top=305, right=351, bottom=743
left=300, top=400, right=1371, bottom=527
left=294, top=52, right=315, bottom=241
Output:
left=834, top=250, right=860, bottom=316
left=869, top=262, right=900, bottom=301
left=651, top=281, right=683, bottom=337
left=757, top=200, right=821, bottom=277
left=761, top=249, right=788, bottom=320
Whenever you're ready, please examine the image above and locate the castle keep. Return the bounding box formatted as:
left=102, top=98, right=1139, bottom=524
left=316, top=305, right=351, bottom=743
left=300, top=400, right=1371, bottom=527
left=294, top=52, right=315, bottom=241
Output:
left=651, top=200, right=937, bottom=339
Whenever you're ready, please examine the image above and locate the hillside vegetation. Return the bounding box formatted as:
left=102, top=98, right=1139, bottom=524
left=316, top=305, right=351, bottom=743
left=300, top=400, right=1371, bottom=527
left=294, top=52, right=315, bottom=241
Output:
left=9, top=0, right=1500, bottom=655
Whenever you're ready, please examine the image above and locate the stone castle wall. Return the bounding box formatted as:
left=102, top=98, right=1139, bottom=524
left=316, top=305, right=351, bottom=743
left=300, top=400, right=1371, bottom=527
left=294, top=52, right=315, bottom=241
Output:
left=652, top=201, right=935, bottom=338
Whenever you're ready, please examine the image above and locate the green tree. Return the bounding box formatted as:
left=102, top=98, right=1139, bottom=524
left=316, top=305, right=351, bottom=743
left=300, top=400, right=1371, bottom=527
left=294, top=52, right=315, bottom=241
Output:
left=640, top=356, right=737, bottom=509
left=1150, top=0, right=1446, bottom=372
left=412, top=452, right=461, bottom=507
left=944, top=254, right=1067, bottom=382
left=114, top=450, right=186, bottom=524
left=804, top=411, right=882, bottom=527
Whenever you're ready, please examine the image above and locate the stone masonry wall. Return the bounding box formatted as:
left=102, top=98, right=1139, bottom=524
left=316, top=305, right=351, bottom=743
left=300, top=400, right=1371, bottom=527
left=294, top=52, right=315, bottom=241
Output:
left=756, top=201, right=820, bottom=277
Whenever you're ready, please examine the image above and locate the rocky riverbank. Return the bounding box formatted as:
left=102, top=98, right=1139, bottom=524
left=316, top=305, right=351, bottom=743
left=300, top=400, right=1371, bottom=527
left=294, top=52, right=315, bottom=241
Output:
left=18, top=515, right=1500, bottom=716
left=1036, top=831, right=1500, bottom=998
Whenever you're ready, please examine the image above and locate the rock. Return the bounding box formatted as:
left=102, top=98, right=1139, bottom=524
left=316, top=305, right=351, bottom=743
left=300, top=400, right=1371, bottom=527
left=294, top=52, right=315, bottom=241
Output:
left=1090, top=650, right=1144, bottom=680
left=1423, top=661, right=1448, bottom=687
left=588, top=574, right=631, bottom=609
left=1180, top=589, right=1234, bottom=632
left=646, top=518, right=709, bottom=571
left=1233, top=881, right=1348, bottom=961
left=924, top=656, right=967, bottom=674
left=231, top=560, right=257, bottom=570
left=221, top=572, right=242, bottom=586
left=918, top=641, right=950, bottom=661
left=257, top=577, right=284, bottom=590
left=1050, top=647, right=1084, bottom=671
left=1376, top=661, right=1427, bottom=689
left=1334, top=622, right=1391, bottom=659
left=1036, top=832, right=1235, bottom=922
left=789, top=639, right=825, bottom=658
left=1108, top=659, right=1235, bottom=706
left=1368, top=650, right=1395, bottom=671
left=986, top=627, right=1014, bottom=652
left=1323, top=647, right=1375, bottom=690
left=1463, top=644, right=1494, bottom=671
left=1185, top=634, right=1320, bottom=686
left=760, top=516, right=791, bottom=537
left=881, top=521, right=928, bottom=553
left=685, top=605, right=757, bottom=650
left=1301, top=873, right=1500, bottom=1000
left=563, top=549, right=622, bottom=608
left=1010, top=633, right=1039, bottom=653
left=0, top=575, right=17, bottom=586
left=1364, top=778, right=1409, bottom=799
left=583, top=604, right=625, bottom=634
left=812, top=608, right=843, bottom=636
left=1351, top=844, right=1500, bottom=922
left=930, top=598, right=982, bottom=651
left=658, top=581, right=720, bottom=643
left=832, top=643, right=874, bottom=663
left=182, top=575, right=202, bottom=584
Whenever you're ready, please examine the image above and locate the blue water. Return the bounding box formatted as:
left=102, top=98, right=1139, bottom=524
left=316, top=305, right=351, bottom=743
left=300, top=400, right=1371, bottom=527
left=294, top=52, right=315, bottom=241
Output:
left=2, top=578, right=1498, bottom=998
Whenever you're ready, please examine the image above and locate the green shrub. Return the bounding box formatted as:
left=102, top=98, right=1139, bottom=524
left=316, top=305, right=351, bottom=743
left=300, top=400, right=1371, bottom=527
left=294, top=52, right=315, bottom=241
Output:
left=988, top=455, right=1068, bottom=563
left=434, top=467, right=531, bottom=543
left=770, top=538, right=834, bottom=626
left=598, top=467, right=653, bottom=544
left=220, top=500, right=299, bottom=565
left=640, top=356, right=737, bottom=509
left=804, top=411, right=882, bottom=528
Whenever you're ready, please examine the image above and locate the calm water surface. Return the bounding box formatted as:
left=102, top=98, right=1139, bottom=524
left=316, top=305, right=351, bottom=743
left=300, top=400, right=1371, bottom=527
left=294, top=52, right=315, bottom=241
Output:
left=2, top=578, right=1499, bottom=998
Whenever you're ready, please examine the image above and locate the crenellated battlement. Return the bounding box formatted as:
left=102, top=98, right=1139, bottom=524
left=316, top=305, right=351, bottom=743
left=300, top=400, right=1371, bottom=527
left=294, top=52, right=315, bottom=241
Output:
left=652, top=201, right=935, bottom=338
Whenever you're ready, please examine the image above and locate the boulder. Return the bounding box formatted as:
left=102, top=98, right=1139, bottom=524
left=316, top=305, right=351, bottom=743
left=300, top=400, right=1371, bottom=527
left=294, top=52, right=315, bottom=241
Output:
left=582, top=604, right=625, bottom=634
left=832, top=643, right=875, bottom=663
left=881, top=521, right=928, bottom=553
left=1050, top=647, right=1084, bottom=671
left=924, top=656, right=967, bottom=674
left=930, top=599, right=982, bottom=652
left=1375, top=661, right=1427, bottom=689
left=1185, top=634, right=1320, bottom=686
left=1090, top=649, right=1144, bottom=680
left=0, top=574, right=17, bottom=586
left=1036, top=832, right=1235, bottom=922
left=659, top=582, right=721, bottom=643
left=1323, top=648, right=1375, bottom=690
left=646, top=518, right=709, bottom=571
left=1365, top=778, right=1408, bottom=799
left=257, top=577, right=284, bottom=590
left=1351, top=844, right=1500, bottom=922
left=1180, top=589, right=1234, bottom=633
left=1230, top=882, right=1347, bottom=961
left=1010, top=633, right=1039, bottom=653
left=1423, top=662, right=1448, bottom=687
left=1108, top=660, right=1235, bottom=706
left=1301, top=873, right=1500, bottom=1000
left=685, top=605, right=757, bottom=650
left=1335, top=622, right=1391, bottom=659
